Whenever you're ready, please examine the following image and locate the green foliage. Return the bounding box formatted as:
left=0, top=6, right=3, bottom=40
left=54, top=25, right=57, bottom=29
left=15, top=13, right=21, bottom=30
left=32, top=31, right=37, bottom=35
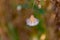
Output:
left=33, top=12, right=46, bottom=33
left=7, top=22, right=19, bottom=40
left=34, top=5, right=45, bottom=14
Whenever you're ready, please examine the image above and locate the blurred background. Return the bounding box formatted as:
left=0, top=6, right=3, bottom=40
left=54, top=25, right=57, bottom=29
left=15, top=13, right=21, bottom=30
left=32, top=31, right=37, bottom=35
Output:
left=0, top=0, right=60, bottom=40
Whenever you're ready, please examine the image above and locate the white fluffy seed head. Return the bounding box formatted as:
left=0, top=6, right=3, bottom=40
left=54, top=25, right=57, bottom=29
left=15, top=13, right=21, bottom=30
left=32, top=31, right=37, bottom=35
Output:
left=38, top=4, right=41, bottom=9
left=17, top=5, right=22, bottom=11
